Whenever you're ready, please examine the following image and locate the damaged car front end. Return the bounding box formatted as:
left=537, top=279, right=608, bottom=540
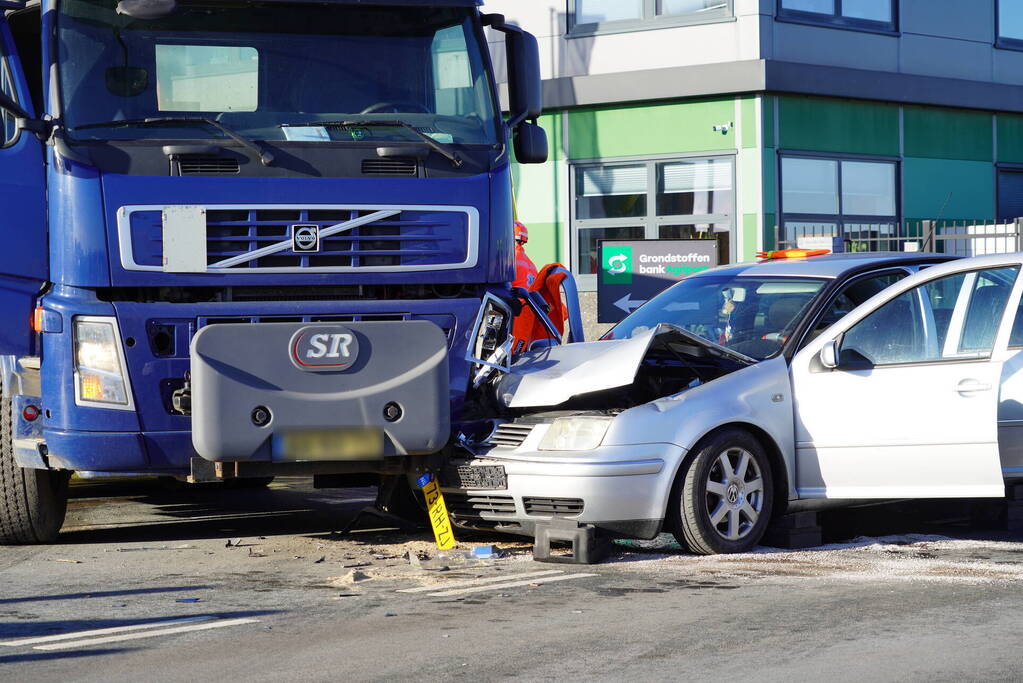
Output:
left=444, top=269, right=821, bottom=553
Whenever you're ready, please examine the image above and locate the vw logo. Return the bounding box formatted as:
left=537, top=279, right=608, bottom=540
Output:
left=291, top=224, right=320, bottom=253
left=289, top=325, right=360, bottom=372
left=726, top=483, right=740, bottom=505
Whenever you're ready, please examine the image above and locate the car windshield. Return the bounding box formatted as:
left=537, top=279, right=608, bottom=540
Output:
left=604, top=275, right=828, bottom=360
left=59, top=0, right=500, bottom=145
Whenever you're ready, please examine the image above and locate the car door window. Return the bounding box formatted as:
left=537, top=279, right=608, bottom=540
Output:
left=840, top=266, right=1019, bottom=366
left=804, top=270, right=907, bottom=344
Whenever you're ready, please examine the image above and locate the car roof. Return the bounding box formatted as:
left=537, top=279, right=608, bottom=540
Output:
left=690, top=252, right=954, bottom=279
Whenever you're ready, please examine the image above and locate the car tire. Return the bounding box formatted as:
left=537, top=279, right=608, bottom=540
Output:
left=0, top=391, right=70, bottom=545
left=668, top=428, right=773, bottom=555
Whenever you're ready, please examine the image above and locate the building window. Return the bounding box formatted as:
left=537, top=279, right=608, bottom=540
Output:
left=777, top=0, right=896, bottom=33
left=779, top=155, right=898, bottom=246
left=571, top=156, right=734, bottom=286
left=998, top=0, right=1023, bottom=49
left=569, top=0, right=733, bottom=37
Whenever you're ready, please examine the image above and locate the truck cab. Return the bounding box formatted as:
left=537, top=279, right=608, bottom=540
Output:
left=0, top=0, right=547, bottom=543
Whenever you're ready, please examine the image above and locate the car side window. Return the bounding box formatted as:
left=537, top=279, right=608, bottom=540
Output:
left=1010, top=300, right=1023, bottom=349
left=0, top=56, right=18, bottom=144
left=840, top=266, right=1019, bottom=366
left=803, top=271, right=907, bottom=345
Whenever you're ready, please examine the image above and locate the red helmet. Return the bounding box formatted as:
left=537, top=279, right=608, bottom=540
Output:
left=514, top=221, right=528, bottom=244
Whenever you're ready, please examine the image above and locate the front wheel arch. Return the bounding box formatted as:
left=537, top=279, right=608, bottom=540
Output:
left=672, top=422, right=790, bottom=520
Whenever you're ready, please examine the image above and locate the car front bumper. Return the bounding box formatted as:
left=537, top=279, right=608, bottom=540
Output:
left=439, top=442, right=686, bottom=540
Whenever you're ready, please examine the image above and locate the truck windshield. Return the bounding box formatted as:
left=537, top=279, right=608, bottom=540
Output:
left=604, top=275, right=828, bottom=360
left=58, top=0, right=500, bottom=145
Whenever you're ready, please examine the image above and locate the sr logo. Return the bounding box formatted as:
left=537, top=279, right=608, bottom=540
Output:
left=289, top=325, right=360, bottom=371
left=291, top=224, right=320, bottom=253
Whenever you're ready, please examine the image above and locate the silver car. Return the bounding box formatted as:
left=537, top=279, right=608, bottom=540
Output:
left=443, top=252, right=1023, bottom=554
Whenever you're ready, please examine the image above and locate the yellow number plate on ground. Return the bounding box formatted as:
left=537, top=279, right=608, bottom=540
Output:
left=272, top=428, right=384, bottom=461
left=418, top=474, right=456, bottom=550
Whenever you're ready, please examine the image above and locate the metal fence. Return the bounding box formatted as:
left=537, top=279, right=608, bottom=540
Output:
left=774, top=219, right=1023, bottom=256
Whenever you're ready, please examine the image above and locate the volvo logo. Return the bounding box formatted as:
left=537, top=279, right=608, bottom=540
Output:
left=289, top=325, right=360, bottom=371
left=291, top=224, right=320, bottom=253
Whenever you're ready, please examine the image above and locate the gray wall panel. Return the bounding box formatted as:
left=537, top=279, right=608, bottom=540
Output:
left=994, top=48, right=1023, bottom=86
left=900, top=34, right=994, bottom=81
left=902, top=0, right=994, bottom=43
left=769, top=22, right=899, bottom=71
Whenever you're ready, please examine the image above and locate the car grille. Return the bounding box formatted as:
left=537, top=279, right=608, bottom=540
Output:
left=444, top=493, right=516, bottom=517
left=488, top=423, right=533, bottom=449
left=523, top=497, right=585, bottom=517
left=122, top=204, right=473, bottom=273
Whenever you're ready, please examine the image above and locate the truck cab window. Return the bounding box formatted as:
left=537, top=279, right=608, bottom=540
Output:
left=8, top=7, right=42, bottom=116
left=0, top=58, right=17, bottom=144
left=58, top=0, right=500, bottom=146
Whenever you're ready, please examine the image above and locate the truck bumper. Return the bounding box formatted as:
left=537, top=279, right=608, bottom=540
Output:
left=43, top=428, right=194, bottom=473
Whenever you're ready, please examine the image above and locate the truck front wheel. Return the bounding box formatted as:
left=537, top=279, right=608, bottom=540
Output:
left=0, top=393, right=70, bottom=544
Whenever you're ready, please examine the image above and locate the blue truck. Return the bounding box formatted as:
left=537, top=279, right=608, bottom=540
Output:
left=0, top=0, right=548, bottom=543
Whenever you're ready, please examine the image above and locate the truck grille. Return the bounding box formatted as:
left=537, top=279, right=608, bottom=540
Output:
left=177, top=157, right=241, bottom=175
left=120, top=204, right=475, bottom=273
left=195, top=313, right=456, bottom=344
left=361, top=158, right=418, bottom=176
left=523, top=497, right=584, bottom=517
left=488, top=423, right=533, bottom=449
left=444, top=493, right=516, bottom=517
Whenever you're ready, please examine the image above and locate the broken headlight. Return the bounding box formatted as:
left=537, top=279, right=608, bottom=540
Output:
left=466, top=293, right=514, bottom=387
left=538, top=417, right=612, bottom=451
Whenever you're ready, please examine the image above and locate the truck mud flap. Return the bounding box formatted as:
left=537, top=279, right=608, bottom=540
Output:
left=190, top=321, right=449, bottom=462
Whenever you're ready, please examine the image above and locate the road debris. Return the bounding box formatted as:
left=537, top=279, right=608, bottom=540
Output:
left=225, top=538, right=243, bottom=548
left=48, top=558, right=82, bottom=564
left=330, top=570, right=372, bottom=585
left=175, top=598, right=201, bottom=603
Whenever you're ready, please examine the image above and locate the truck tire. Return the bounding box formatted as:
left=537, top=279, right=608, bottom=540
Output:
left=0, top=393, right=70, bottom=544
left=667, top=428, right=773, bottom=555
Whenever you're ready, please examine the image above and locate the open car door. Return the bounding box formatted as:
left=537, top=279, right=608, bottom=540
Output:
left=790, top=256, right=1023, bottom=499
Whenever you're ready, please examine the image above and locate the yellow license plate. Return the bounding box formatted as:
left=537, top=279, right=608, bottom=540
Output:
left=419, top=474, right=456, bottom=550
left=272, top=428, right=384, bottom=462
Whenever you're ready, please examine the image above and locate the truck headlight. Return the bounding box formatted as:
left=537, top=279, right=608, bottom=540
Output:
left=74, top=318, right=132, bottom=408
left=538, top=417, right=612, bottom=451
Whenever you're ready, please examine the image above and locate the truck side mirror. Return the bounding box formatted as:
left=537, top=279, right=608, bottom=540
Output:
left=484, top=14, right=543, bottom=127
left=820, top=340, right=839, bottom=369
left=514, top=121, right=548, bottom=164
left=506, top=30, right=541, bottom=124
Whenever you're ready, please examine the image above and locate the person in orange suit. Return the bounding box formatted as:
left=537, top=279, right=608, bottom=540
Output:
left=512, top=221, right=538, bottom=289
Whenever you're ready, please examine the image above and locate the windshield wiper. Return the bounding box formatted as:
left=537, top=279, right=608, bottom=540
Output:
left=74, top=117, right=275, bottom=166
left=282, top=120, right=463, bottom=168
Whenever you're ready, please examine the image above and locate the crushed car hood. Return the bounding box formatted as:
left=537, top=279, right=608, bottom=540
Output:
left=493, top=324, right=755, bottom=409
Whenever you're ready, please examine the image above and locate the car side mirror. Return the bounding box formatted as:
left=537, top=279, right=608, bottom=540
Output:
left=820, top=340, right=839, bottom=369
left=513, top=120, right=548, bottom=164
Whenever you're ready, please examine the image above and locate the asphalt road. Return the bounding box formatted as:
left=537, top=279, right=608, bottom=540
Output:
left=3, top=478, right=1023, bottom=682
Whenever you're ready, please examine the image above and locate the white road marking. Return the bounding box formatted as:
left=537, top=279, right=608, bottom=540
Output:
left=396, top=570, right=565, bottom=594
left=1, top=617, right=214, bottom=647
left=426, top=573, right=599, bottom=597
left=32, top=618, right=261, bottom=651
